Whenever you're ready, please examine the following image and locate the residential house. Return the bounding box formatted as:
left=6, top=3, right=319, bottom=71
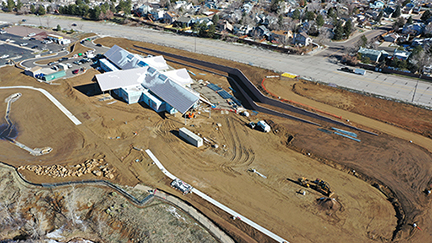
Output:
left=365, top=10, right=379, bottom=20
left=293, top=32, right=312, bottom=46
left=252, top=25, right=271, bottom=39
left=175, top=16, right=193, bottom=27
left=233, top=24, right=254, bottom=36
left=217, top=20, right=233, bottom=32
left=358, top=47, right=383, bottom=62
left=149, top=8, right=165, bottom=21
left=402, top=23, right=425, bottom=35
left=383, top=33, right=400, bottom=43
left=136, top=4, right=152, bottom=17
left=393, top=49, right=412, bottom=60
left=269, top=30, right=293, bottom=44
left=369, top=1, right=384, bottom=9
left=163, top=11, right=179, bottom=24
left=383, top=7, right=395, bottom=18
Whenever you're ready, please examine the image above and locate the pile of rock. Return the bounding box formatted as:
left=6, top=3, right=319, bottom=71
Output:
left=18, top=159, right=116, bottom=180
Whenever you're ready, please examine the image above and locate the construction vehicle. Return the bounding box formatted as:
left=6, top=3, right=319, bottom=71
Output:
left=298, top=177, right=333, bottom=196
left=186, top=112, right=196, bottom=119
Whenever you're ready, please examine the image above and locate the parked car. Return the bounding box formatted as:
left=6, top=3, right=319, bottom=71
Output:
left=71, top=23, right=77, bottom=26
left=58, top=57, right=68, bottom=62
left=66, top=63, right=73, bottom=68
left=0, top=30, right=6, bottom=34
left=73, top=61, right=81, bottom=65
left=0, top=54, right=9, bottom=59
left=22, top=19, right=26, bottom=22
left=48, top=61, right=58, bottom=66
left=72, top=69, right=79, bottom=74
left=96, top=43, right=102, bottom=47
left=31, top=45, right=38, bottom=49
left=28, top=33, right=36, bottom=37
left=42, top=40, right=53, bottom=44
left=20, top=43, right=28, bottom=46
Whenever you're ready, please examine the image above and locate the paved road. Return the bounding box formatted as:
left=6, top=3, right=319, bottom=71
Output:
left=0, top=86, right=81, bottom=125
left=1, top=13, right=431, bottom=108
left=145, top=149, right=289, bottom=243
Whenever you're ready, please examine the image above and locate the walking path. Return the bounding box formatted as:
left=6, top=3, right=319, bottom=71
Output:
left=0, top=86, right=81, bottom=125
left=145, top=149, right=289, bottom=243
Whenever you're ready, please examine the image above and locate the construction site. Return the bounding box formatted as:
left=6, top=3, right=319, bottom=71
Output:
left=1, top=32, right=432, bottom=243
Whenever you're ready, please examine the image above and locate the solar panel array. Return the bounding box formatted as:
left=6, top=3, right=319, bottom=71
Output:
left=218, top=90, right=233, bottom=99
left=207, top=83, right=222, bottom=91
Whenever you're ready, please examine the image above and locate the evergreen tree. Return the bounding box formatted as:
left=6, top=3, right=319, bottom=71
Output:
left=16, top=0, right=22, bottom=11
left=57, top=24, right=61, bottom=31
left=360, top=34, right=367, bottom=47
left=393, top=5, right=401, bottom=18
left=344, top=19, right=352, bottom=37
left=376, top=11, right=383, bottom=22
left=208, top=24, right=216, bottom=38
left=292, top=9, right=301, bottom=20
left=316, top=14, right=324, bottom=27
left=304, top=11, right=315, bottom=21
left=421, top=10, right=431, bottom=22
left=333, top=21, right=343, bottom=40
left=6, top=0, right=15, bottom=12
left=37, top=5, right=46, bottom=15
left=212, top=14, right=219, bottom=25
left=30, top=5, right=35, bottom=14
left=407, top=15, right=413, bottom=25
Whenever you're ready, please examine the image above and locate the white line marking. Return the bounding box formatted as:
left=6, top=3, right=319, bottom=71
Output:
left=0, top=86, right=81, bottom=125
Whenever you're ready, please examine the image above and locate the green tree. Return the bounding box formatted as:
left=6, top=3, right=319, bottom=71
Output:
left=270, top=0, right=281, bottom=13
left=47, top=6, right=52, bottom=13
left=376, top=11, right=383, bottom=22
left=212, top=14, right=219, bottom=25
left=402, top=0, right=410, bottom=7
left=57, top=24, right=61, bottom=31
left=327, top=7, right=337, bottom=19
left=292, top=9, right=301, bottom=20
left=393, top=17, right=405, bottom=30
left=359, top=34, right=367, bottom=47
left=6, top=0, right=15, bottom=12
left=304, top=11, right=315, bottom=21
left=316, top=14, right=324, bottom=27
left=90, top=6, right=101, bottom=20
left=421, top=10, right=431, bottom=22
left=37, top=5, right=46, bottom=15
left=1, top=2, right=6, bottom=9
left=30, top=5, right=36, bottom=14
left=208, top=24, right=216, bottom=38
left=407, top=15, right=413, bottom=25
left=393, top=5, right=401, bottom=18
left=333, top=21, right=343, bottom=40
left=344, top=19, right=352, bottom=37
left=85, top=0, right=90, bottom=3
left=278, top=14, right=283, bottom=28
left=16, top=0, right=22, bottom=11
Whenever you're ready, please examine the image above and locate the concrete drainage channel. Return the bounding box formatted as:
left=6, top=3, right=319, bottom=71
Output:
left=0, top=161, right=233, bottom=243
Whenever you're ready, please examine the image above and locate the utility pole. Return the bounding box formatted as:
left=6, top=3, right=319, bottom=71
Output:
left=412, top=77, right=420, bottom=103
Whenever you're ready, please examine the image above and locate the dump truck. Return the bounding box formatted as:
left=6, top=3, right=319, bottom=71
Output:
left=298, top=177, right=333, bottom=196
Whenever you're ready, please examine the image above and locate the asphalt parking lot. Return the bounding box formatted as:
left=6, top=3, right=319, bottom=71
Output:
left=0, top=31, right=63, bottom=65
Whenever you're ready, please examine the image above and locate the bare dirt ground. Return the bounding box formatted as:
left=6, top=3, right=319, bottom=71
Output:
left=1, top=34, right=431, bottom=243
left=0, top=163, right=217, bottom=242
left=291, top=80, right=432, bottom=139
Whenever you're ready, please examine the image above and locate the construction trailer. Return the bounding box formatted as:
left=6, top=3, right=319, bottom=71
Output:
left=257, top=120, right=271, bottom=133
left=43, top=70, right=66, bottom=81
left=179, top=127, right=203, bottom=147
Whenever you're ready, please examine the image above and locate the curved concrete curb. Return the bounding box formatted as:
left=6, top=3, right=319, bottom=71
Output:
left=0, top=86, right=81, bottom=125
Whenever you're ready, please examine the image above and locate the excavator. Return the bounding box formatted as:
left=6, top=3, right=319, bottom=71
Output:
left=298, top=177, right=333, bottom=197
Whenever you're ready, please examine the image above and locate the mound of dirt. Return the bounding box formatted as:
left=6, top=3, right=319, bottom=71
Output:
left=317, top=197, right=341, bottom=212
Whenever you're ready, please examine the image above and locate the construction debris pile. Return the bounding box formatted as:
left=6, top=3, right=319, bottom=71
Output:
left=18, top=159, right=116, bottom=179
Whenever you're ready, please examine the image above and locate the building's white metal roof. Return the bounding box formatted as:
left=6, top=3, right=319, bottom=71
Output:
left=96, top=66, right=199, bottom=114
left=144, top=55, right=169, bottom=71
left=142, top=72, right=199, bottom=114
left=162, top=68, right=193, bottom=87
left=95, top=67, right=149, bottom=92
left=104, top=45, right=168, bottom=71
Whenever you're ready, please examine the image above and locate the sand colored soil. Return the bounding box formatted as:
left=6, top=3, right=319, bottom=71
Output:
left=1, top=35, right=432, bottom=242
